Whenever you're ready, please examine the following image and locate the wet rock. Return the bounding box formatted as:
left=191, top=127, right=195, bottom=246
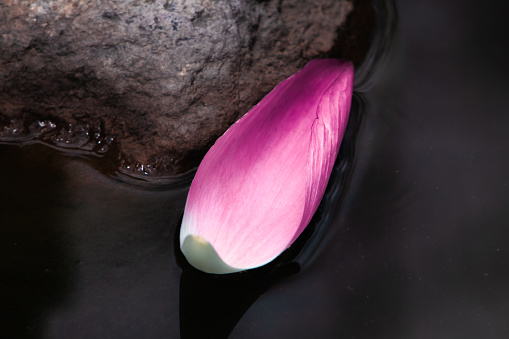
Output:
left=0, top=0, right=372, bottom=175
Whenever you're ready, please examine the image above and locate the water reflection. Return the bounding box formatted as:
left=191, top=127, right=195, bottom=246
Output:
left=0, top=145, right=76, bottom=338
left=179, top=257, right=299, bottom=338
left=0, top=144, right=188, bottom=337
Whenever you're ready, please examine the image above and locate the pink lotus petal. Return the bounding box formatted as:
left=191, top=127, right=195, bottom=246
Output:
left=180, top=59, right=354, bottom=274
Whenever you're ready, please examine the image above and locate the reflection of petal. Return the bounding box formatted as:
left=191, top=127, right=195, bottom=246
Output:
left=179, top=260, right=299, bottom=338
left=180, top=59, right=354, bottom=273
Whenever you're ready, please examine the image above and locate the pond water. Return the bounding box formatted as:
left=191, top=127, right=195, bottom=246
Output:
left=2, top=0, right=509, bottom=338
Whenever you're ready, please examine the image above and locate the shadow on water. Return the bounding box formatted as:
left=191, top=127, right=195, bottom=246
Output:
left=0, top=142, right=188, bottom=338
left=353, top=0, right=398, bottom=92
left=0, top=145, right=76, bottom=338
left=177, top=250, right=300, bottom=339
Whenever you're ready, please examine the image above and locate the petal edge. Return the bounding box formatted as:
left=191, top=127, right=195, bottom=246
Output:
left=181, top=235, right=244, bottom=274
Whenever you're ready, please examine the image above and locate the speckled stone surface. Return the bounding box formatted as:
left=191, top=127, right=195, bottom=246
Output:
left=0, top=0, right=367, bottom=174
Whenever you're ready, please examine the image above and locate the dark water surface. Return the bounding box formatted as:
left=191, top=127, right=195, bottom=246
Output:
left=2, top=0, right=509, bottom=338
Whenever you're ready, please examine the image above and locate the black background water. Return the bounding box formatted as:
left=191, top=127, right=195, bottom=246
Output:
left=2, top=0, right=509, bottom=337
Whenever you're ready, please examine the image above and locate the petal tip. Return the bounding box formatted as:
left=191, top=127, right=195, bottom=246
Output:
left=181, top=235, right=243, bottom=274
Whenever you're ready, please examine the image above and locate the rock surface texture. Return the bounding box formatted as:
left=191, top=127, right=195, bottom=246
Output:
left=0, top=0, right=371, bottom=175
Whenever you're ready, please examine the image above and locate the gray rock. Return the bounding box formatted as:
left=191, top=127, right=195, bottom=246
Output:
left=0, top=0, right=360, bottom=175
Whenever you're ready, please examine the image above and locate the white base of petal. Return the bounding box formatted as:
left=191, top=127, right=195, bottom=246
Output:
left=181, top=235, right=244, bottom=274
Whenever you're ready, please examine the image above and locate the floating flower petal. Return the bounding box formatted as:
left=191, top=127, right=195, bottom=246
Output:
left=180, top=59, right=354, bottom=274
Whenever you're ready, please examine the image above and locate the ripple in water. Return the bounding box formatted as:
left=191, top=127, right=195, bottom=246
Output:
left=0, top=115, right=195, bottom=188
